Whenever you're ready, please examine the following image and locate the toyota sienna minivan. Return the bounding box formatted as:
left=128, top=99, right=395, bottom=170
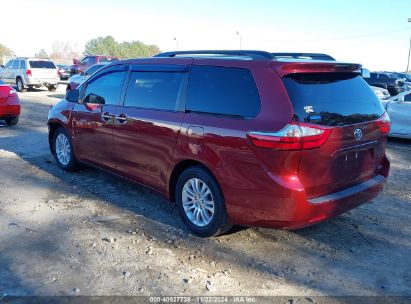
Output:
left=47, top=50, right=390, bottom=237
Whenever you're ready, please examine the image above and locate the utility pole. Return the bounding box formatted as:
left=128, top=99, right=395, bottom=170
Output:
left=236, top=31, right=242, bottom=50
left=173, top=37, right=179, bottom=51
left=407, top=18, right=411, bottom=72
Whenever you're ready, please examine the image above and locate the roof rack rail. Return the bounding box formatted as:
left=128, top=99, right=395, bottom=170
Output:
left=155, top=50, right=273, bottom=60
left=271, top=52, right=336, bottom=61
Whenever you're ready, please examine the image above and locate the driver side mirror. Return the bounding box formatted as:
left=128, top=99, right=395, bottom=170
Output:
left=84, top=93, right=105, bottom=105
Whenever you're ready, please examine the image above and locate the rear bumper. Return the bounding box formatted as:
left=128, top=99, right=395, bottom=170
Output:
left=0, top=97, right=20, bottom=117
left=224, top=157, right=389, bottom=230
left=24, top=77, right=59, bottom=86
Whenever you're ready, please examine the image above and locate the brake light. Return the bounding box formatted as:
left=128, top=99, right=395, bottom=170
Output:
left=375, top=112, right=390, bottom=134
left=9, top=88, right=17, bottom=96
left=26, top=69, right=32, bottom=76
left=247, top=122, right=332, bottom=151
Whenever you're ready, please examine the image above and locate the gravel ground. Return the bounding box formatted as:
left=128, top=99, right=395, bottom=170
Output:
left=0, top=85, right=410, bottom=297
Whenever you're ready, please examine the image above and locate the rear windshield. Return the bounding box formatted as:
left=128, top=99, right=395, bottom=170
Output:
left=283, top=73, right=385, bottom=126
left=29, top=61, right=56, bottom=69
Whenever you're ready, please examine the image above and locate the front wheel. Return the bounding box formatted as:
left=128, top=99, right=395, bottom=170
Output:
left=52, top=127, right=78, bottom=171
left=176, top=166, right=232, bottom=237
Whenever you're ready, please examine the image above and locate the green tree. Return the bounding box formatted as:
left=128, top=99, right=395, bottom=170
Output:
left=84, top=36, right=160, bottom=59
left=0, top=43, right=14, bottom=57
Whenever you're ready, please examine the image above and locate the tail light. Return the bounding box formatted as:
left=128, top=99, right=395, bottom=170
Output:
left=247, top=122, right=332, bottom=151
left=375, top=112, right=390, bottom=134
left=9, top=88, right=17, bottom=97
left=26, top=69, right=32, bottom=76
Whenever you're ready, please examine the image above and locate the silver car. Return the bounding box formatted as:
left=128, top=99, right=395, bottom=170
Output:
left=0, top=57, right=60, bottom=92
left=382, top=91, right=411, bottom=139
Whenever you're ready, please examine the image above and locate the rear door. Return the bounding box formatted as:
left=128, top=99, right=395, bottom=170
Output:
left=28, top=60, right=57, bottom=79
left=113, top=65, right=187, bottom=190
left=282, top=73, right=387, bottom=198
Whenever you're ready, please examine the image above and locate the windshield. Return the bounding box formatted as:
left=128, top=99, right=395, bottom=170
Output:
left=283, top=73, right=385, bottom=126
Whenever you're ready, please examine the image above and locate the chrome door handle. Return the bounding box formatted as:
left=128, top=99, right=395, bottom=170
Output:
left=115, top=114, right=128, bottom=124
left=101, top=112, right=111, bottom=121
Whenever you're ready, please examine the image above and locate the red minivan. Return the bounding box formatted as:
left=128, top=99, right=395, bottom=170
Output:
left=47, top=51, right=390, bottom=237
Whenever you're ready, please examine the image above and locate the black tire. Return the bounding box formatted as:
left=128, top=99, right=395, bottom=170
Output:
left=52, top=127, right=78, bottom=171
left=47, top=85, right=57, bottom=92
left=176, top=166, right=232, bottom=237
left=5, top=116, right=19, bottom=126
left=16, top=78, right=26, bottom=92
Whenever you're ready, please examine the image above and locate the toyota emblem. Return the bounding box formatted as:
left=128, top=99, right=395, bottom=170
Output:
left=354, top=128, right=363, bottom=140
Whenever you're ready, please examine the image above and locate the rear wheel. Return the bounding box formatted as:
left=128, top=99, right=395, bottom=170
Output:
left=5, top=116, right=19, bottom=126
left=47, top=85, right=58, bottom=92
left=16, top=78, right=26, bottom=92
left=52, top=127, right=78, bottom=171
left=176, top=166, right=232, bottom=237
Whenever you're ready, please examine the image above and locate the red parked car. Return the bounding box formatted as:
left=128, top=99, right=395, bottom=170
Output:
left=0, top=80, right=20, bottom=125
left=47, top=50, right=390, bottom=237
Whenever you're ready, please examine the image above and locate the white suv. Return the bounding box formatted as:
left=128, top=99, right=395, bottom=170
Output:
left=0, top=57, right=59, bottom=92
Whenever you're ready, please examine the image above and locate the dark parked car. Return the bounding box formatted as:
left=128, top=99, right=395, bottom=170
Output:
left=57, top=64, right=71, bottom=80
left=70, top=56, right=119, bottom=75
left=362, top=69, right=406, bottom=96
left=0, top=80, right=21, bottom=125
left=48, top=50, right=390, bottom=237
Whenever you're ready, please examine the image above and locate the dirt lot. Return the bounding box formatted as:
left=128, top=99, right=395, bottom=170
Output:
left=0, top=85, right=410, bottom=298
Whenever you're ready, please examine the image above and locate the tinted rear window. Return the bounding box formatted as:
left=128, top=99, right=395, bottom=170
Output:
left=29, top=61, right=56, bottom=69
left=186, top=66, right=260, bottom=118
left=283, top=73, right=385, bottom=126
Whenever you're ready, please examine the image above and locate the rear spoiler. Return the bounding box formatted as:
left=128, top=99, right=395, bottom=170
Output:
left=272, top=61, right=362, bottom=77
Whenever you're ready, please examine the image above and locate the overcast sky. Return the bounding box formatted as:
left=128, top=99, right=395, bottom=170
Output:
left=2, top=0, right=411, bottom=71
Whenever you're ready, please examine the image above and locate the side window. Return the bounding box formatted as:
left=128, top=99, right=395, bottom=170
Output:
left=5, top=60, right=13, bottom=68
left=370, top=73, right=377, bottom=79
left=11, top=60, right=19, bottom=69
left=84, top=71, right=126, bottom=105
left=123, top=71, right=184, bottom=111
left=20, top=61, right=27, bottom=69
left=186, top=66, right=261, bottom=118
left=378, top=74, right=389, bottom=79
left=404, top=93, right=411, bottom=102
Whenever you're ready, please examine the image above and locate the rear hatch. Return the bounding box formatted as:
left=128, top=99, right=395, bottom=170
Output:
left=282, top=71, right=388, bottom=198
left=28, top=60, right=57, bottom=79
